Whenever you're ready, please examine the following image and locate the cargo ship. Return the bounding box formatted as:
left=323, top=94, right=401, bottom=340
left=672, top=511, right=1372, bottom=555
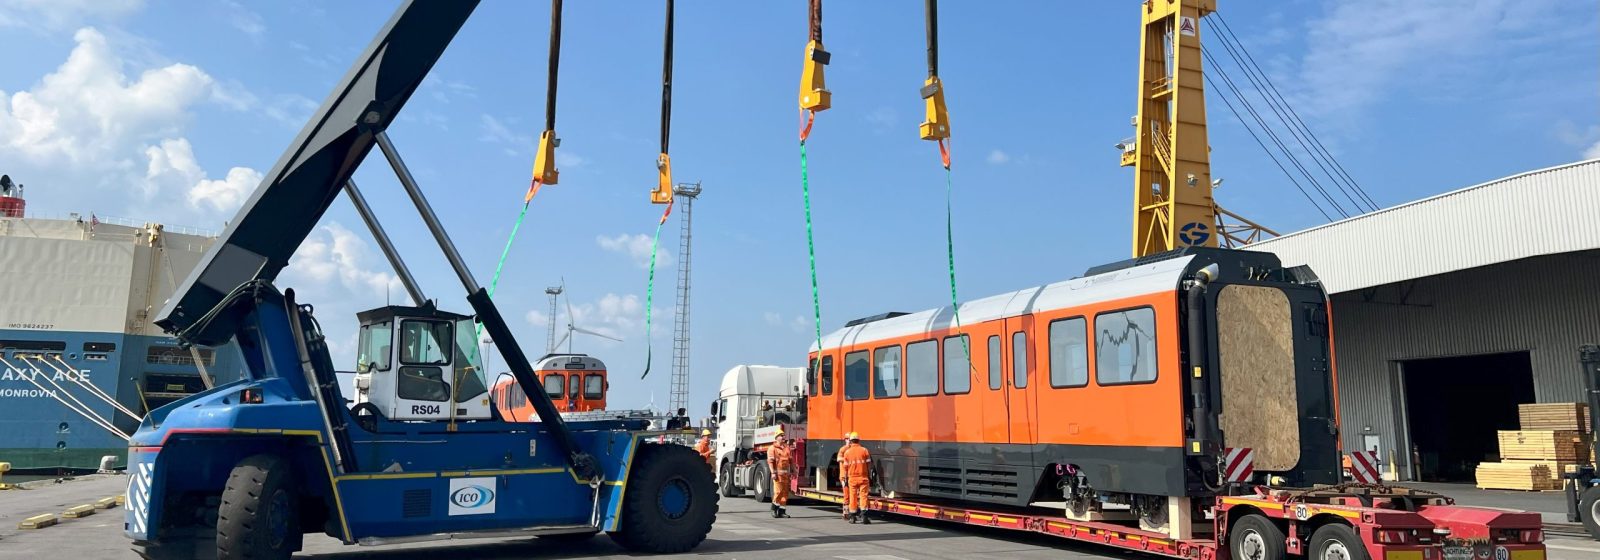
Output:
left=0, top=176, right=238, bottom=472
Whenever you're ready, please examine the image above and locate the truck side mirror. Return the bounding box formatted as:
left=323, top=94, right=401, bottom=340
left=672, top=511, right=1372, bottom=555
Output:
left=709, top=402, right=718, bottom=416
left=676, top=407, right=686, bottom=418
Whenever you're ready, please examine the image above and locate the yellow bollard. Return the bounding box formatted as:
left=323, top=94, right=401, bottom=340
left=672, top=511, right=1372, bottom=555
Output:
left=94, top=496, right=118, bottom=509
left=0, top=461, right=11, bottom=490
left=61, top=504, right=96, bottom=519
left=18, top=513, right=57, bottom=529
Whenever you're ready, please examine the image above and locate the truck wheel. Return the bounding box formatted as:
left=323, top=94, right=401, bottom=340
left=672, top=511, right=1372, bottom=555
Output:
left=1580, top=485, right=1600, bottom=540
left=608, top=444, right=718, bottom=553
left=216, top=454, right=300, bottom=560
left=754, top=463, right=772, bottom=503
left=719, top=462, right=738, bottom=497
left=1229, top=514, right=1285, bottom=560
left=1309, top=523, right=1370, bottom=560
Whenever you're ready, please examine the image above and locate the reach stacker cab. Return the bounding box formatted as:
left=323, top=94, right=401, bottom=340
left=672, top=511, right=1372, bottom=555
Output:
left=123, top=2, right=716, bottom=558
left=1564, top=345, right=1600, bottom=540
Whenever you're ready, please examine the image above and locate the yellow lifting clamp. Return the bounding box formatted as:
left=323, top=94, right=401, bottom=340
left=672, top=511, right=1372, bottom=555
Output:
left=652, top=153, right=673, bottom=204
left=919, top=75, right=949, bottom=141
left=799, top=39, right=832, bottom=112
left=530, top=129, right=560, bottom=190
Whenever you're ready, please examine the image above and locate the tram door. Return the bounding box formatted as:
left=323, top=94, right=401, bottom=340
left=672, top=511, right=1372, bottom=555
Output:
left=1003, top=315, right=1038, bottom=448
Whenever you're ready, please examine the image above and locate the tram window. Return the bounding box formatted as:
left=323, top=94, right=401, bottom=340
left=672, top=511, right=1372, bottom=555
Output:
left=1096, top=307, right=1158, bottom=385
left=987, top=336, right=1001, bottom=390
left=807, top=358, right=818, bottom=396
left=821, top=355, right=835, bottom=395
left=844, top=351, right=869, bottom=400
left=1012, top=331, right=1028, bottom=388
left=583, top=374, right=604, bottom=399
left=873, top=345, right=902, bottom=399
left=943, top=335, right=971, bottom=394
left=1049, top=317, right=1089, bottom=388
left=906, top=340, right=938, bottom=397
left=544, top=374, right=565, bottom=399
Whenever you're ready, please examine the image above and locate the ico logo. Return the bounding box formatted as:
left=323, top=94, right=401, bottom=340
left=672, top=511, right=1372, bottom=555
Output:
left=447, top=477, right=497, bottom=515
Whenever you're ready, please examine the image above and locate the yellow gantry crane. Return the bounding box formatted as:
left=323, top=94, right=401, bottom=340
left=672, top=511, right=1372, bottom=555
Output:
left=1123, top=0, right=1274, bottom=257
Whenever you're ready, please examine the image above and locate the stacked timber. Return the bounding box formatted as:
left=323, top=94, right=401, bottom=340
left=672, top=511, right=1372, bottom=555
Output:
left=1474, top=403, right=1591, bottom=491
left=1474, top=462, right=1558, bottom=491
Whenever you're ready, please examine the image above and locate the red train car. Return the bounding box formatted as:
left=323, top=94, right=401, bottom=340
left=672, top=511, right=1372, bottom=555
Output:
left=804, top=248, right=1339, bottom=531
left=492, top=353, right=608, bottom=420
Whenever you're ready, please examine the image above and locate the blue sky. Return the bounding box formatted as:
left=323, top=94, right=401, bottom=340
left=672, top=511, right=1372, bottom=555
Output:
left=1, top=0, right=1595, bottom=411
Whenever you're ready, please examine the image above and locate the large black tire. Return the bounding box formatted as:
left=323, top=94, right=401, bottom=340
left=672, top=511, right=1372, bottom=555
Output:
left=753, top=462, right=772, bottom=503
left=1228, top=514, right=1285, bottom=560
left=719, top=461, right=739, bottom=498
left=1580, top=485, right=1600, bottom=540
left=1308, top=523, right=1371, bottom=560
left=216, top=455, right=301, bottom=560
left=607, top=444, right=718, bottom=553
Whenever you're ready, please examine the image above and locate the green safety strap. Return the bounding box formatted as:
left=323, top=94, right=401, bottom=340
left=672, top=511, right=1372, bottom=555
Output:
left=801, top=139, right=824, bottom=354
left=469, top=199, right=536, bottom=365
left=943, top=164, right=972, bottom=376
left=640, top=201, right=673, bottom=379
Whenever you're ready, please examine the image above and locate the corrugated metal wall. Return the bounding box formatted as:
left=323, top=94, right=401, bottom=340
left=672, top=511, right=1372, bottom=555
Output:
left=1329, top=250, right=1600, bottom=478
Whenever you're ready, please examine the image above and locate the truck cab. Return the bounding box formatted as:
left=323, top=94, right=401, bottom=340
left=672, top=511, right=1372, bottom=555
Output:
left=710, top=365, right=806, bottom=499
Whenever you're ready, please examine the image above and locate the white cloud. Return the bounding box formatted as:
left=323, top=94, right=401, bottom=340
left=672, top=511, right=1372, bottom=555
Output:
left=597, top=233, right=673, bottom=270
left=479, top=114, right=530, bottom=145
left=763, top=312, right=783, bottom=326
left=0, top=26, right=269, bottom=222
left=0, top=28, right=218, bottom=167
left=223, top=1, right=266, bottom=38
left=1297, top=0, right=1579, bottom=121
left=524, top=292, right=661, bottom=348
left=986, top=149, right=1010, bottom=165
left=1586, top=141, right=1600, bottom=161
left=0, top=0, right=144, bottom=30
left=284, top=222, right=404, bottom=302
left=189, top=166, right=261, bottom=214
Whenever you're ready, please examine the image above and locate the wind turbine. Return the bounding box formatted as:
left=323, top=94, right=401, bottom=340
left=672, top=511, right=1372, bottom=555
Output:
left=552, top=281, right=623, bottom=354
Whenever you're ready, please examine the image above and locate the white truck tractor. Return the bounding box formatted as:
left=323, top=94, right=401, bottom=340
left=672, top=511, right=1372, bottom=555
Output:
left=708, top=365, right=805, bottom=501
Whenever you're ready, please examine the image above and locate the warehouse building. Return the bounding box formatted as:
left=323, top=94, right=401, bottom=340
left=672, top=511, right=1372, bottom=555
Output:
left=1250, top=158, right=1600, bottom=482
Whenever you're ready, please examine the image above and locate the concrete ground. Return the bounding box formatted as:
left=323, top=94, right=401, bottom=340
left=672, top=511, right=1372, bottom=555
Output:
left=2, top=475, right=1597, bottom=559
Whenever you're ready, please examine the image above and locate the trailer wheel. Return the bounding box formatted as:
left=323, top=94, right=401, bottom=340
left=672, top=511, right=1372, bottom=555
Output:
left=1309, top=523, right=1370, bottom=560
left=1229, top=514, right=1285, bottom=560
left=608, top=444, right=717, bottom=553
left=216, top=454, right=300, bottom=560
left=753, top=462, right=772, bottom=503
left=1579, top=485, right=1600, bottom=540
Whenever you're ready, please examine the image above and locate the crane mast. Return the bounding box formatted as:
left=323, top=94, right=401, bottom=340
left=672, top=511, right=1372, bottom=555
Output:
left=1125, top=0, right=1217, bottom=257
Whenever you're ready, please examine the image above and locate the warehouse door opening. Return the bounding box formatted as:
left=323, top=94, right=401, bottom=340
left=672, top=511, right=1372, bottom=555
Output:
left=1401, top=352, right=1535, bottom=482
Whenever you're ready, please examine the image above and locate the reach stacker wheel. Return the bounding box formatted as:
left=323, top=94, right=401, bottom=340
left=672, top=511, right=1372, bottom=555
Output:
left=217, top=454, right=300, bottom=560
left=1229, top=514, right=1285, bottom=560
left=1309, top=523, right=1370, bottom=560
left=608, top=444, right=718, bottom=553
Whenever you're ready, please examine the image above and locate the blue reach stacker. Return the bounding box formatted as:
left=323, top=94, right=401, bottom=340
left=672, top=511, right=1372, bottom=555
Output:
left=122, top=2, right=716, bottom=558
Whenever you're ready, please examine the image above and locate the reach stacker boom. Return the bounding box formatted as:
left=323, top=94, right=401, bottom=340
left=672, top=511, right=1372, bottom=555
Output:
left=123, top=2, right=716, bottom=558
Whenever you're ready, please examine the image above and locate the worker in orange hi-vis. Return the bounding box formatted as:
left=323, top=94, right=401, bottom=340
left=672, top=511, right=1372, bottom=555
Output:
left=693, top=429, right=714, bottom=468
left=836, top=439, right=852, bottom=520
left=840, top=431, right=872, bottom=524
left=767, top=429, right=793, bottom=518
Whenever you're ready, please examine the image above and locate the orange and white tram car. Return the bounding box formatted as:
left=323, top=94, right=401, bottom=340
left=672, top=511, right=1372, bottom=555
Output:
left=802, top=248, right=1339, bottom=529
left=492, top=353, right=609, bottom=419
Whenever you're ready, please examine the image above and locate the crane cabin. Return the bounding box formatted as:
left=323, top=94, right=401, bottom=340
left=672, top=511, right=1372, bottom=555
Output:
left=350, top=304, right=491, bottom=421
left=493, top=354, right=609, bottom=420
